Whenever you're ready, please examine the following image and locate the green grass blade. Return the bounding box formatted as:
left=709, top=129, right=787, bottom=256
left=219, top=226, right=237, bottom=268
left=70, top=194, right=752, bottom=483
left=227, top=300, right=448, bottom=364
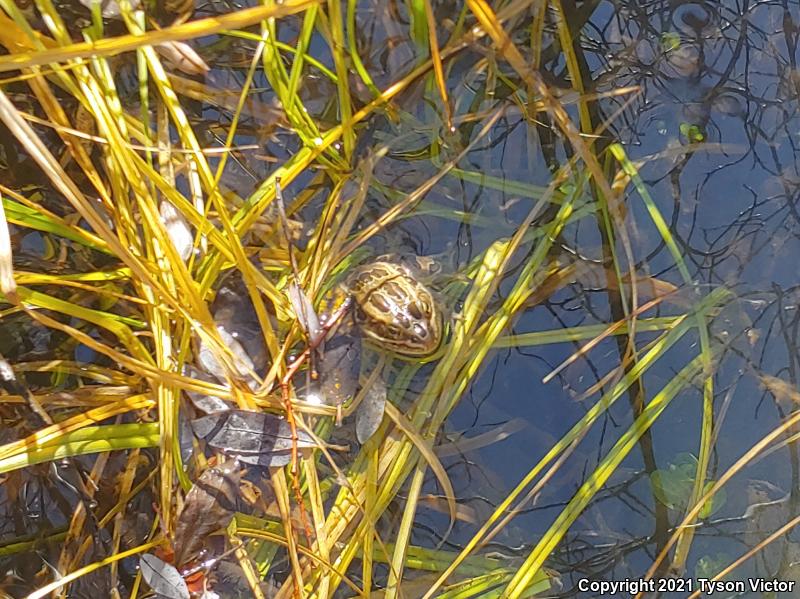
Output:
left=0, top=423, right=160, bottom=474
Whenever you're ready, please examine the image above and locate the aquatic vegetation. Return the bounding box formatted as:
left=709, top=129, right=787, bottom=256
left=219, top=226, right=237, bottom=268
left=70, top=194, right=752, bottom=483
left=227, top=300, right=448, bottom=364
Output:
left=0, top=0, right=797, bottom=597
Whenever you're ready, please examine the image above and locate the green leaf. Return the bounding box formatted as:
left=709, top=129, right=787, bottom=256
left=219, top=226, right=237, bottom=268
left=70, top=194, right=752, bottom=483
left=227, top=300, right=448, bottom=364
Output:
left=680, top=122, right=705, bottom=142
left=695, top=553, right=732, bottom=580
left=650, top=453, right=726, bottom=517
left=661, top=32, right=681, bottom=52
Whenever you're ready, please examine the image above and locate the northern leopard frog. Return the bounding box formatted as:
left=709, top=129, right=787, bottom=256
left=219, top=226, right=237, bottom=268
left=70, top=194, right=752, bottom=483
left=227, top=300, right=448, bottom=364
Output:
left=343, top=260, right=443, bottom=357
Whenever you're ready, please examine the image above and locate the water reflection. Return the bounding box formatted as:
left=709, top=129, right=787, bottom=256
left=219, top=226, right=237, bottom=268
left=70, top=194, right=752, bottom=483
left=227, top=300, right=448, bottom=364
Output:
left=432, top=0, right=800, bottom=594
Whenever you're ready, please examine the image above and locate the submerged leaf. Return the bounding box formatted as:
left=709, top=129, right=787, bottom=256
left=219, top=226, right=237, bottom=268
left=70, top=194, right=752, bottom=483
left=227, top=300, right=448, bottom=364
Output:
left=192, top=409, right=315, bottom=467
left=78, top=0, right=142, bottom=18
left=211, top=284, right=267, bottom=375
left=356, top=380, right=386, bottom=444
left=160, top=200, right=194, bottom=262
left=197, top=325, right=256, bottom=386
left=183, top=365, right=233, bottom=414
left=758, top=374, right=800, bottom=407
left=651, top=453, right=725, bottom=517
left=319, top=333, right=361, bottom=406
left=695, top=552, right=731, bottom=580
left=174, top=460, right=242, bottom=567
left=157, top=42, right=210, bottom=75
left=139, top=554, right=189, bottom=599
left=0, top=192, right=16, bottom=301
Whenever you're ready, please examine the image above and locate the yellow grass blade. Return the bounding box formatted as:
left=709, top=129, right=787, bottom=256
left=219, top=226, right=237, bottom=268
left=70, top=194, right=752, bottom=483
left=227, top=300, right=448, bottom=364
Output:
left=0, top=0, right=322, bottom=72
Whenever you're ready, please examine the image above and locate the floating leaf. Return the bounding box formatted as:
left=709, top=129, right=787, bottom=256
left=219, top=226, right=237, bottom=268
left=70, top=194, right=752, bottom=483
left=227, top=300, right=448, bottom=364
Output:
left=679, top=122, right=704, bottom=142
left=192, top=409, right=315, bottom=467
left=356, top=380, right=386, bottom=444
left=139, top=554, right=189, bottom=599
left=660, top=31, right=681, bottom=52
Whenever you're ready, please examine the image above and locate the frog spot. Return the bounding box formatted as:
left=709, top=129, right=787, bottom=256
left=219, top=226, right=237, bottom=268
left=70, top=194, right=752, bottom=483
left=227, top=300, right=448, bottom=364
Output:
left=371, top=294, right=392, bottom=312
left=383, top=281, right=404, bottom=298
left=408, top=302, right=423, bottom=319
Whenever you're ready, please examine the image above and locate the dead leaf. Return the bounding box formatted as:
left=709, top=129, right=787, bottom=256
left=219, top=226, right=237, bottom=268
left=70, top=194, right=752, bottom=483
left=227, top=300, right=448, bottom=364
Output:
left=191, top=409, right=315, bottom=467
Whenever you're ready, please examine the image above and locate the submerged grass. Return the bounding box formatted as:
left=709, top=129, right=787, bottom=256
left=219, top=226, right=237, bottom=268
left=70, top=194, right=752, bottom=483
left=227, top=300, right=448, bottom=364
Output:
left=0, top=0, right=755, bottom=597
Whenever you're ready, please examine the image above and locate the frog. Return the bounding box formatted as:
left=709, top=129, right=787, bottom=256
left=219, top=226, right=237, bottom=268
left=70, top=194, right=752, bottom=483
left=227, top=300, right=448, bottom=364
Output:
left=343, top=259, right=443, bottom=357
left=316, top=255, right=447, bottom=438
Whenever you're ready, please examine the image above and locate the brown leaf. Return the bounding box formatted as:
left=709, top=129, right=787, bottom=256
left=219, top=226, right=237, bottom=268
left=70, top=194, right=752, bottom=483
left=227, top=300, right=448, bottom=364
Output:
left=173, top=460, right=243, bottom=567
left=156, top=41, right=210, bottom=75
left=191, top=409, right=315, bottom=467
left=759, top=374, right=800, bottom=407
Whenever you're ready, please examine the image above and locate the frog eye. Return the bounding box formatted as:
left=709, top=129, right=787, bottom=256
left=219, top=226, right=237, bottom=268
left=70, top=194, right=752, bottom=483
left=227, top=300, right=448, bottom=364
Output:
left=419, top=299, right=431, bottom=316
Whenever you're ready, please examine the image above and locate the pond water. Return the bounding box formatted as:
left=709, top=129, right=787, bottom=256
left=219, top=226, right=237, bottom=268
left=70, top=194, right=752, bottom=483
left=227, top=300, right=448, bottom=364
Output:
left=427, top=0, right=800, bottom=596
